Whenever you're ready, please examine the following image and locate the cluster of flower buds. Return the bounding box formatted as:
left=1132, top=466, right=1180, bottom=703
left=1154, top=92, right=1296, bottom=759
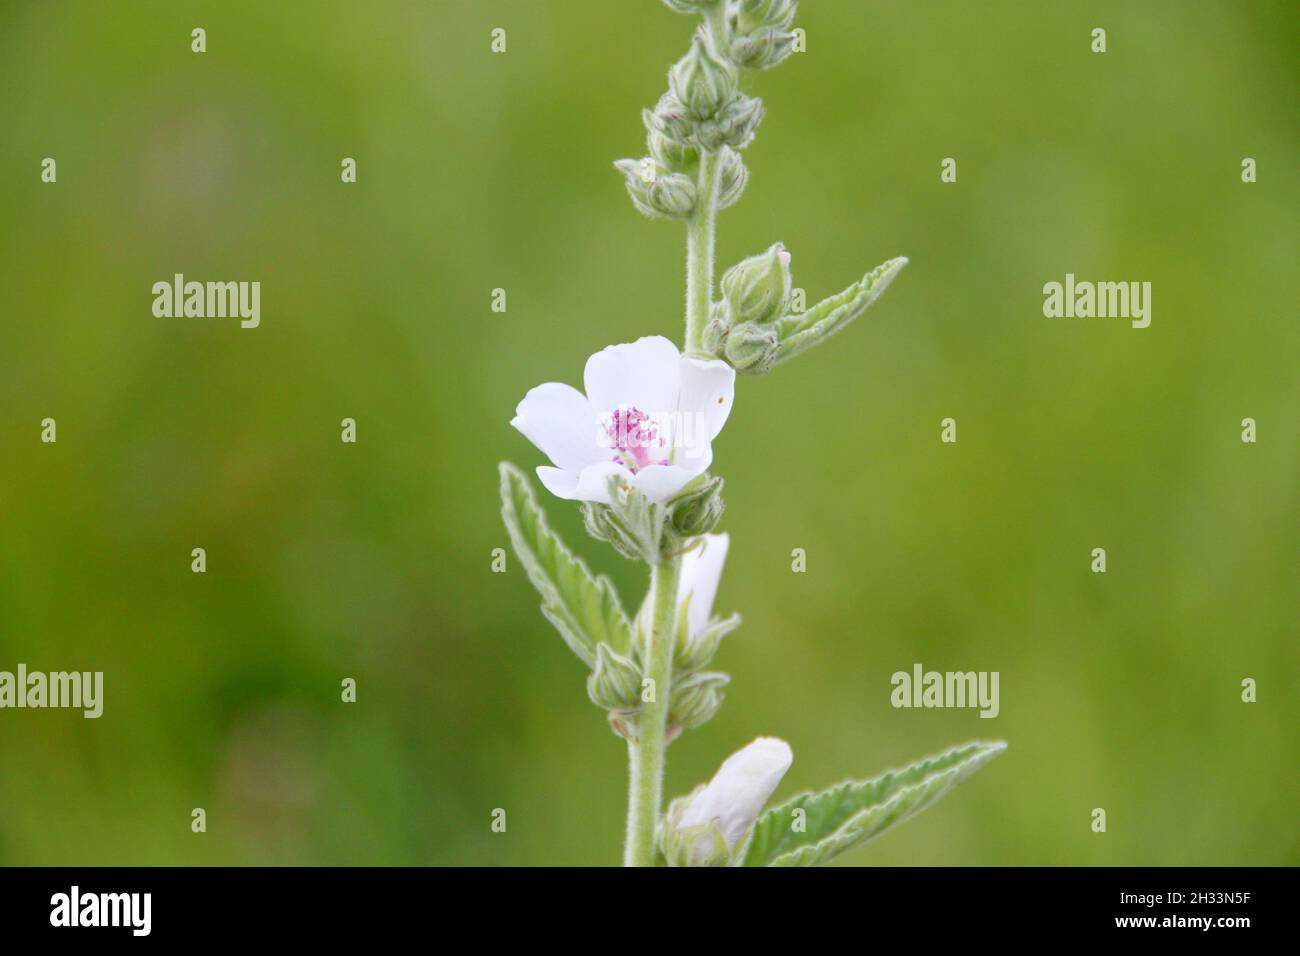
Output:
left=705, top=242, right=910, bottom=374
left=582, top=475, right=732, bottom=738
left=590, top=640, right=736, bottom=745
left=612, top=158, right=697, bottom=221
left=729, top=0, right=800, bottom=70
left=660, top=0, right=800, bottom=71
left=582, top=486, right=667, bottom=565
left=587, top=525, right=740, bottom=741
left=582, top=471, right=725, bottom=564
left=670, top=33, right=736, bottom=121
left=703, top=242, right=792, bottom=372
left=662, top=0, right=800, bottom=73
left=663, top=532, right=739, bottom=737
left=618, top=2, right=800, bottom=220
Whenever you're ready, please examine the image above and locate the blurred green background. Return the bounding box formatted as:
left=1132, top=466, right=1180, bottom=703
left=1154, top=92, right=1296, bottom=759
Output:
left=1, top=0, right=1296, bottom=866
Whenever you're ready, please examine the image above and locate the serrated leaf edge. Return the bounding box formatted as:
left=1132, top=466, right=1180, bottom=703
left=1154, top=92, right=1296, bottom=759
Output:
left=745, top=739, right=1007, bottom=867
left=499, top=462, right=633, bottom=666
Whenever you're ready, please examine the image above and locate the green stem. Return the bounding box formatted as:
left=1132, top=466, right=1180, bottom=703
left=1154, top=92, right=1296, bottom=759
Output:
left=685, top=151, right=720, bottom=353
left=685, top=5, right=727, bottom=352
left=623, top=556, right=681, bottom=866
left=624, top=0, right=725, bottom=867
left=705, top=0, right=729, bottom=45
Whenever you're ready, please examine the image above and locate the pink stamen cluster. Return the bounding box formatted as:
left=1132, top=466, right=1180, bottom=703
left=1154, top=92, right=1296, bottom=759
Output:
left=606, top=407, right=668, bottom=473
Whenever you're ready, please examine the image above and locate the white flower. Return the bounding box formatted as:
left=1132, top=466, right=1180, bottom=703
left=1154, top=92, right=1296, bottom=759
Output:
left=679, top=736, right=793, bottom=852
left=678, top=532, right=729, bottom=643
left=511, top=335, right=736, bottom=504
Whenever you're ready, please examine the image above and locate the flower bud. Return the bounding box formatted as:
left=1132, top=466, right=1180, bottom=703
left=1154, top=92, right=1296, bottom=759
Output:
left=722, top=321, right=779, bottom=373
left=719, top=94, right=766, bottom=148
left=643, top=94, right=695, bottom=146
left=583, top=500, right=653, bottom=562
left=668, top=670, right=729, bottom=731
left=701, top=300, right=732, bottom=355
left=663, top=819, right=730, bottom=867
left=716, top=146, right=748, bottom=210
left=647, top=126, right=698, bottom=172
left=586, top=643, right=643, bottom=712
left=582, top=475, right=674, bottom=564
left=669, top=35, right=737, bottom=121
left=647, top=173, right=697, bottom=218
left=730, top=29, right=797, bottom=70
left=668, top=474, right=725, bottom=537
left=737, top=0, right=797, bottom=33
left=720, top=242, right=792, bottom=326
left=676, top=611, right=739, bottom=673
left=661, top=788, right=731, bottom=866
left=614, top=159, right=697, bottom=220
left=676, top=737, right=793, bottom=855
left=693, top=94, right=765, bottom=151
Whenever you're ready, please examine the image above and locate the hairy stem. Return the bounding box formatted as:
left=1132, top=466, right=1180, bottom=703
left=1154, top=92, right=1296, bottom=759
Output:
left=685, top=151, right=720, bottom=353
left=684, top=5, right=728, bottom=352
left=625, top=1, right=727, bottom=865
left=705, top=0, right=729, bottom=45
left=623, top=555, right=681, bottom=866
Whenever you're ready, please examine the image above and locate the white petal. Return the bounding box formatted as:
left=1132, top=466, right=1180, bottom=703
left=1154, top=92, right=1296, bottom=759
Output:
left=535, top=465, right=580, bottom=500
left=575, top=460, right=632, bottom=504
left=670, top=436, right=713, bottom=477
left=583, top=336, right=682, bottom=420
left=630, top=463, right=694, bottom=504
left=678, top=533, right=729, bottom=640
left=512, top=382, right=604, bottom=472
left=676, top=356, right=735, bottom=444
left=679, top=737, right=793, bottom=850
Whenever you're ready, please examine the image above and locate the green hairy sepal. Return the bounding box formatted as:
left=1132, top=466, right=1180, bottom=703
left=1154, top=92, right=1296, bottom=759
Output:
left=583, top=472, right=725, bottom=564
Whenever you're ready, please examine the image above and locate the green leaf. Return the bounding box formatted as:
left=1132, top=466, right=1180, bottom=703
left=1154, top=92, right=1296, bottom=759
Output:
left=499, top=462, right=633, bottom=666
left=773, top=256, right=907, bottom=366
left=743, top=739, right=1006, bottom=867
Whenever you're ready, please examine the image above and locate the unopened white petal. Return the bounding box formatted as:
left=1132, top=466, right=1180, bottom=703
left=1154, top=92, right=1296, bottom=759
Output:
left=678, top=532, right=729, bottom=640
left=679, top=737, right=793, bottom=850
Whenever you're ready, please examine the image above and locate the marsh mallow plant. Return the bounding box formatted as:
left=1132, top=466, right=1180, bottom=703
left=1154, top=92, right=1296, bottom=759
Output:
left=501, top=0, right=1005, bottom=866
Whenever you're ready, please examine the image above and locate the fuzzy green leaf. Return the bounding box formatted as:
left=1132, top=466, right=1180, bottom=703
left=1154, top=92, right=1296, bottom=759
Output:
left=499, top=462, right=633, bottom=665
left=743, top=739, right=1006, bottom=867
left=773, top=256, right=907, bottom=366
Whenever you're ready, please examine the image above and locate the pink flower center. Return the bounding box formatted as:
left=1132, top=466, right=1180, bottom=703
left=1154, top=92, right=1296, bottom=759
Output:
left=605, top=407, right=669, bottom=473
